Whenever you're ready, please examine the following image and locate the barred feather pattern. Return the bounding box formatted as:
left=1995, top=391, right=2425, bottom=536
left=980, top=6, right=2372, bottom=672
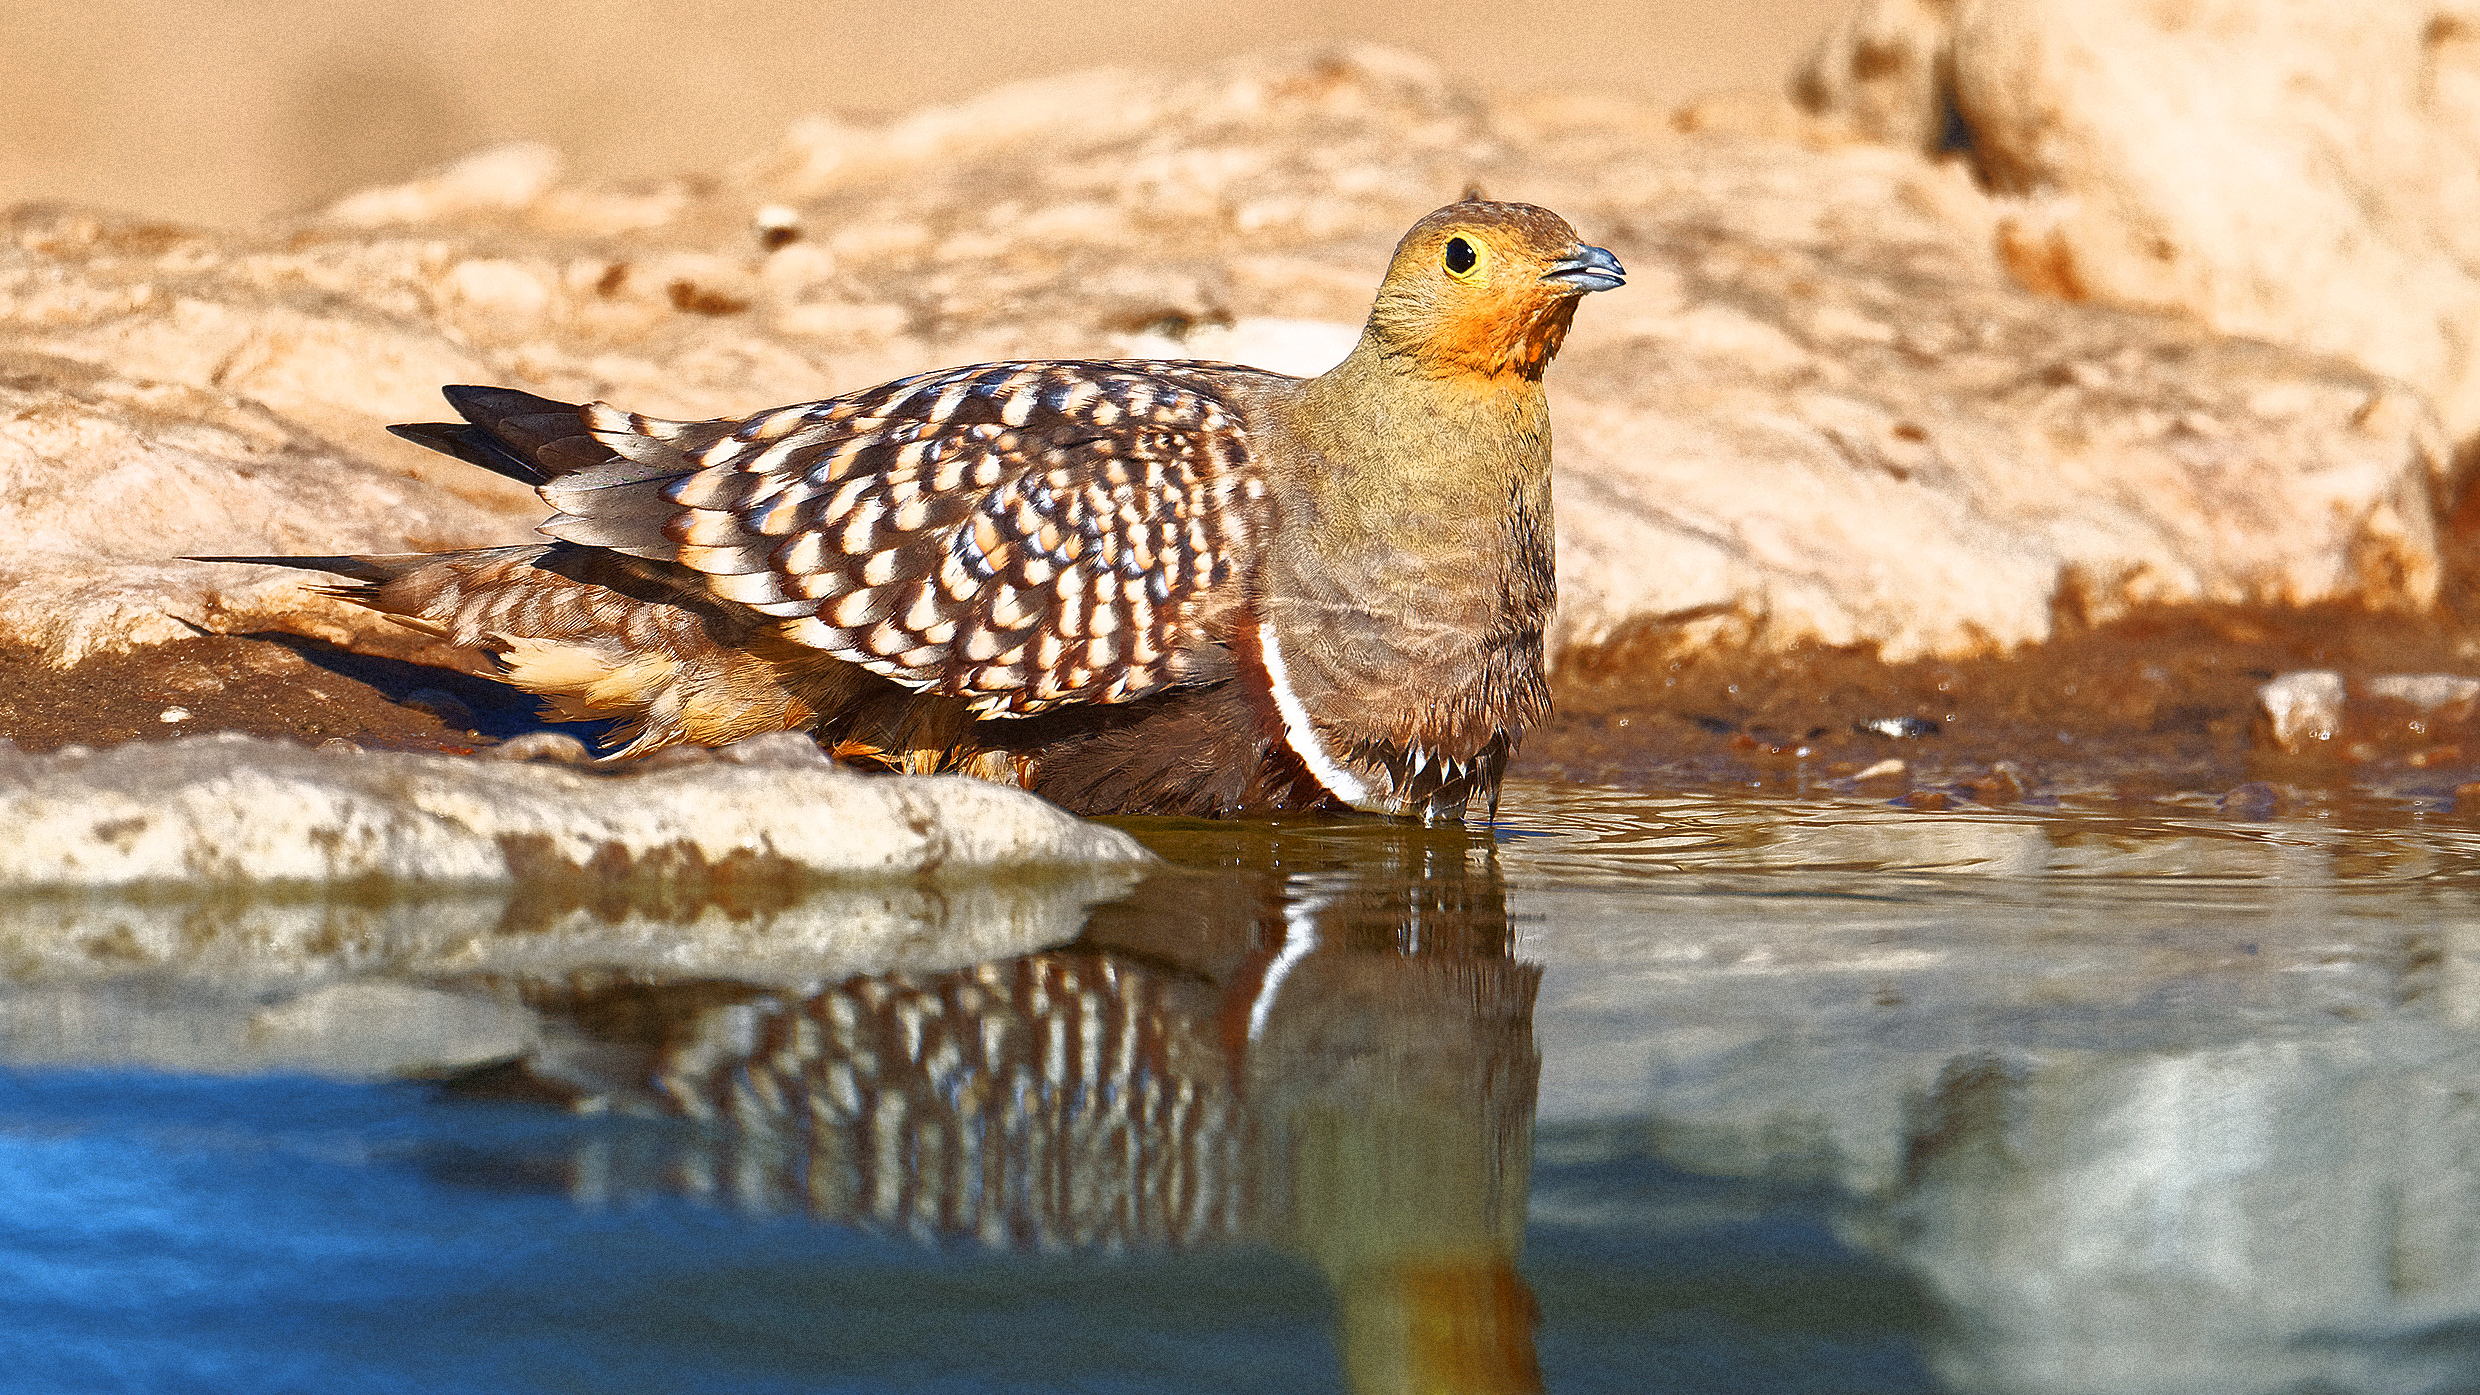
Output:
left=577, top=361, right=1278, bottom=717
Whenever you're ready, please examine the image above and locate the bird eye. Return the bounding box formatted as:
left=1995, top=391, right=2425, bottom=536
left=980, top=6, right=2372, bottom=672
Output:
left=1442, top=236, right=1483, bottom=280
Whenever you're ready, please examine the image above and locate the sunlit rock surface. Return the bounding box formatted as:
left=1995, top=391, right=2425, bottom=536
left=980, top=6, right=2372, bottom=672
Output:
left=0, top=44, right=2449, bottom=677
left=1802, top=0, right=2480, bottom=444
left=0, top=354, right=531, bottom=664
left=0, top=731, right=1149, bottom=889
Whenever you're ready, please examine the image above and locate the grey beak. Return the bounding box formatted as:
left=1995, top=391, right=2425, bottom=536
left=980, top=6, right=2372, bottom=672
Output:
left=1542, top=243, right=1626, bottom=294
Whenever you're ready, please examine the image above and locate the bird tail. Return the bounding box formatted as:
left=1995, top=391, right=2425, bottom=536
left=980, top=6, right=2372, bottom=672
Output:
left=387, top=386, right=599, bottom=488
left=392, top=385, right=712, bottom=565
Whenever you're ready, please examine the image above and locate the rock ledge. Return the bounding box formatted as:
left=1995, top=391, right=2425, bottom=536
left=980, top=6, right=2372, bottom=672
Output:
left=0, top=731, right=1151, bottom=890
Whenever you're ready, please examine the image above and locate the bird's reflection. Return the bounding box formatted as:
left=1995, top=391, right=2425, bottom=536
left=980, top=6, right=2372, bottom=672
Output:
left=442, top=816, right=1544, bottom=1394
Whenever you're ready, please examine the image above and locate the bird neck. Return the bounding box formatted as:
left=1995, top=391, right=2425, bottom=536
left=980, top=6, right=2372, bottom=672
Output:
left=1241, top=338, right=1559, bottom=814
left=1290, top=339, right=1554, bottom=526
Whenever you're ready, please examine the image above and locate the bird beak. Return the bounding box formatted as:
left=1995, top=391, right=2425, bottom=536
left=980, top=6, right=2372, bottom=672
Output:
left=1541, top=243, right=1626, bottom=294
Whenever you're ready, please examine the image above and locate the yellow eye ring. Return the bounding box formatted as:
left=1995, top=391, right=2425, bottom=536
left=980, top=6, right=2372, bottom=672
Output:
left=1441, top=235, right=1487, bottom=282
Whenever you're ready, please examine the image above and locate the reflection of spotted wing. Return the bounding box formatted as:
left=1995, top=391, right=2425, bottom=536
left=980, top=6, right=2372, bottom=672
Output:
left=549, top=362, right=1274, bottom=716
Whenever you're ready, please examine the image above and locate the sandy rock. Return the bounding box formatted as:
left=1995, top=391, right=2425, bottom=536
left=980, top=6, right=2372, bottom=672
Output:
left=0, top=351, right=536, bottom=662
left=1538, top=164, right=2447, bottom=657
left=0, top=44, right=2454, bottom=677
left=0, top=730, right=1150, bottom=889
left=1801, top=0, right=2480, bottom=443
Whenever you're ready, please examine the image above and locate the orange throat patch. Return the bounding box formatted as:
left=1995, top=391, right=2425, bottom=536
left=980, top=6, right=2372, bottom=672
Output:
left=1428, top=291, right=1579, bottom=380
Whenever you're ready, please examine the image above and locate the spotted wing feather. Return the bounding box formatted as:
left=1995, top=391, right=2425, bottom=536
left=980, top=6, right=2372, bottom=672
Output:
left=565, top=361, right=1275, bottom=716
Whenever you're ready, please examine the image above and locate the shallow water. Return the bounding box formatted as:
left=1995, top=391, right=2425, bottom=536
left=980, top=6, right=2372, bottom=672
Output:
left=7, top=778, right=2480, bottom=1393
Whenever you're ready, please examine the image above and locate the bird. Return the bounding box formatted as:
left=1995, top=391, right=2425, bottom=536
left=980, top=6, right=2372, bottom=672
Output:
left=213, top=199, right=1623, bottom=820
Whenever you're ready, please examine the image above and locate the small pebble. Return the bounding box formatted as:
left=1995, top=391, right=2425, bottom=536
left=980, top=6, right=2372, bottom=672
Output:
left=2257, top=670, right=2343, bottom=753
left=157, top=706, right=191, bottom=724
left=754, top=203, right=802, bottom=250
left=1963, top=762, right=2026, bottom=806
left=1852, top=757, right=1907, bottom=781
left=1896, top=789, right=1951, bottom=811
left=2219, top=781, right=2281, bottom=819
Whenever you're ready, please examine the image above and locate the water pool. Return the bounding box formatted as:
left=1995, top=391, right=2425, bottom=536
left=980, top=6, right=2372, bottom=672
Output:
left=5, top=778, right=2477, bottom=1394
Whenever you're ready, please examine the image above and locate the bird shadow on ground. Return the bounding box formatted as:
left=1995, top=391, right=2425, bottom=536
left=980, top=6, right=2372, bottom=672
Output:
left=251, top=632, right=617, bottom=749
left=0, top=631, right=611, bottom=755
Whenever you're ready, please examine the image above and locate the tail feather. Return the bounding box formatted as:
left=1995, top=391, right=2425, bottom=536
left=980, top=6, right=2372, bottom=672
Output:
left=390, top=385, right=692, bottom=562
left=388, top=386, right=621, bottom=488
left=385, top=421, right=545, bottom=486
left=188, top=389, right=899, bottom=761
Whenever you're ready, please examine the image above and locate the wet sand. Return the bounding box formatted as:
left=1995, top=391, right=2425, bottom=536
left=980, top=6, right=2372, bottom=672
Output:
left=11, top=589, right=2480, bottom=817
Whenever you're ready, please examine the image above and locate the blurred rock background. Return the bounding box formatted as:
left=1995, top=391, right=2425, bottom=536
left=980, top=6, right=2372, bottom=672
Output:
left=0, top=0, right=1844, bottom=227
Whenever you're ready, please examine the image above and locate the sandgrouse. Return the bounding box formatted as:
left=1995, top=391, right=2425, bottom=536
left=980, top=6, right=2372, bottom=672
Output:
left=231, top=200, right=1622, bottom=820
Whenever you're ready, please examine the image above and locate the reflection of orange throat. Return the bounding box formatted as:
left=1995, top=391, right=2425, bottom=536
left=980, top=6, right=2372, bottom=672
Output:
left=1430, top=295, right=1578, bottom=381
left=1338, top=1256, right=1544, bottom=1395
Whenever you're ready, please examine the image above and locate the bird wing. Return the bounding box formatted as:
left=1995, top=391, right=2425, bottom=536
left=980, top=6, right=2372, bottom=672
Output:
left=536, top=361, right=1279, bottom=716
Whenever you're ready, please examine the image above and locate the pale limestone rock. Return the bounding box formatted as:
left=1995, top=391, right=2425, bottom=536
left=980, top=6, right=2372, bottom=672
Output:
left=0, top=731, right=1148, bottom=1056
left=2258, top=669, right=2346, bottom=754
left=0, top=44, right=2453, bottom=674
left=0, top=352, right=534, bottom=662
left=1801, top=0, right=2480, bottom=443
left=1512, top=113, right=2449, bottom=658
left=320, top=142, right=566, bottom=228
left=0, top=730, right=1151, bottom=889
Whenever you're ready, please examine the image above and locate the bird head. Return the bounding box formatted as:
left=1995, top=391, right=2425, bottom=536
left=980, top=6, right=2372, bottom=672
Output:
left=1364, top=200, right=1625, bottom=381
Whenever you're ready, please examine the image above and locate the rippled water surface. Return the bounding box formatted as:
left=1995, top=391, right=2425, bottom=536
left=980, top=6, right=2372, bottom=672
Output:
left=8, top=778, right=2480, bottom=1393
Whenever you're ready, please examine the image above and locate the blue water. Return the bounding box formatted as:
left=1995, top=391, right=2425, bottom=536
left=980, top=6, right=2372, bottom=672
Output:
left=11, top=780, right=2480, bottom=1393
left=0, top=1069, right=1928, bottom=1394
